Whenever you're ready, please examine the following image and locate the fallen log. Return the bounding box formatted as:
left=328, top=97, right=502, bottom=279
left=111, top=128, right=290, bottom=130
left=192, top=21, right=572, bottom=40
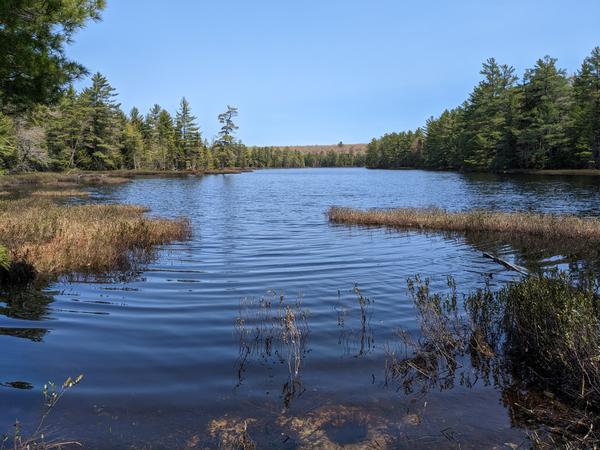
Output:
left=482, top=252, right=529, bottom=275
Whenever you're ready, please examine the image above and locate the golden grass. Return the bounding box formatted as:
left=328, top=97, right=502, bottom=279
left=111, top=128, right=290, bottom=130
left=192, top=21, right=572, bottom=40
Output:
left=0, top=172, right=131, bottom=188
left=30, top=189, right=90, bottom=197
left=328, top=206, right=600, bottom=243
left=0, top=168, right=250, bottom=189
left=0, top=198, right=191, bottom=278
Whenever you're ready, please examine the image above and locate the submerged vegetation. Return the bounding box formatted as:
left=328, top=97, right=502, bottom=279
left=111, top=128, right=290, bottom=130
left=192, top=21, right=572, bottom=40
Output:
left=386, top=273, right=600, bottom=447
left=328, top=206, right=600, bottom=245
left=235, top=292, right=310, bottom=408
left=0, top=197, right=190, bottom=282
left=1, top=374, right=84, bottom=450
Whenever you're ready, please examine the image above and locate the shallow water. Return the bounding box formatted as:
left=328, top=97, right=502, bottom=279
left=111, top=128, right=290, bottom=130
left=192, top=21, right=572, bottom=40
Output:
left=2, top=168, right=600, bottom=448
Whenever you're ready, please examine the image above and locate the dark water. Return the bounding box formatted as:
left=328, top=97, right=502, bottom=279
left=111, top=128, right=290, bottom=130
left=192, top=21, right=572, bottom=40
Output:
left=2, top=168, right=600, bottom=448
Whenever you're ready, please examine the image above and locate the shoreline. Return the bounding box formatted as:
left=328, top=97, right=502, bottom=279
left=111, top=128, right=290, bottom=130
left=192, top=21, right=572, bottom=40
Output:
left=366, top=166, right=600, bottom=176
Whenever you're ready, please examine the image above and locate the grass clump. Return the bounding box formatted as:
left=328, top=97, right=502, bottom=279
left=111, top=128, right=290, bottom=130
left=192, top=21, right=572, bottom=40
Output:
left=328, top=206, right=600, bottom=244
left=0, top=198, right=191, bottom=281
left=387, top=272, right=600, bottom=446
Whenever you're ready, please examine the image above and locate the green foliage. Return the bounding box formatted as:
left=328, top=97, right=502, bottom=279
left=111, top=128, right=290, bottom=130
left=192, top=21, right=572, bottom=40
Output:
left=175, top=97, right=203, bottom=169
left=369, top=47, right=600, bottom=172
left=0, top=0, right=105, bottom=113
left=571, top=47, right=600, bottom=168
left=0, top=244, right=10, bottom=271
left=0, top=112, right=18, bottom=171
left=213, top=105, right=239, bottom=169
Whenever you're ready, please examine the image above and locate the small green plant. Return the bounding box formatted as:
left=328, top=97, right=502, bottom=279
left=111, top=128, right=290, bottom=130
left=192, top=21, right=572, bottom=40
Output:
left=1, top=375, right=83, bottom=450
left=0, top=245, right=10, bottom=271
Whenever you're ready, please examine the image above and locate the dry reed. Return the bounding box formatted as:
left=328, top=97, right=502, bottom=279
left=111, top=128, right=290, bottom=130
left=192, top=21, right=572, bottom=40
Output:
left=328, top=207, right=600, bottom=243
left=30, top=190, right=90, bottom=197
left=0, top=172, right=130, bottom=188
left=0, top=198, right=191, bottom=279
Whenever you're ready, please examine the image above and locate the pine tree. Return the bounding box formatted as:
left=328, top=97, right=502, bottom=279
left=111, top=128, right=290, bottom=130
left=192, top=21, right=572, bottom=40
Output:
left=461, top=58, right=518, bottom=171
left=571, top=47, right=600, bottom=167
left=213, top=105, right=239, bottom=168
left=175, top=97, right=201, bottom=169
left=515, top=56, right=572, bottom=169
left=0, top=0, right=105, bottom=113
left=158, top=109, right=177, bottom=169
left=79, top=72, right=123, bottom=169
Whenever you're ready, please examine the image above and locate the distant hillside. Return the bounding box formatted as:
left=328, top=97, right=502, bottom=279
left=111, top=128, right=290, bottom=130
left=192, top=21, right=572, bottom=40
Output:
left=267, top=144, right=367, bottom=154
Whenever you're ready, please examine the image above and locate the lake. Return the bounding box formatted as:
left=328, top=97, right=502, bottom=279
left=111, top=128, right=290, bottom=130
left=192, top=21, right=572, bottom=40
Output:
left=2, top=168, right=600, bottom=448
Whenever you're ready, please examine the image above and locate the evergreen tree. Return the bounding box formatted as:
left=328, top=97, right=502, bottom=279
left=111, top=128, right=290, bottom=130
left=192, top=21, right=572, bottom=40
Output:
left=515, top=56, right=572, bottom=169
left=0, top=0, right=105, bottom=113
left=571, top=47, right=600, bottom=167
left=213, top=105, right=239, bottom=168
left=158, top=109, right=177, bottom=169
left=175, top=97, right=201, bottom=169
left=461, top=58, right=518, bottom=171
left=79, top=72, right=122, bottom=169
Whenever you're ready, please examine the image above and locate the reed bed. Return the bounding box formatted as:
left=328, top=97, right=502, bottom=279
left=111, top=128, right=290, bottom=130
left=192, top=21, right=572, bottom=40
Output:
left=0, top=168, right=248, bottom=190
left=0, top=172, right=131, bottom=188
left=30, top=190, right=90, bottom=197
left=0, top=198, right=191, bottom=280
left=328, top=206, right=600, bottom=243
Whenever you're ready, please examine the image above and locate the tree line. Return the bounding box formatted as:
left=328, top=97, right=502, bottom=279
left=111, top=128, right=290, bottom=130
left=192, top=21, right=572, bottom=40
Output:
left=0, top=1, right=362, bottom=173
left=366, top=48, right=600, bottom=171
left=0, top=73, right=365, bottom=172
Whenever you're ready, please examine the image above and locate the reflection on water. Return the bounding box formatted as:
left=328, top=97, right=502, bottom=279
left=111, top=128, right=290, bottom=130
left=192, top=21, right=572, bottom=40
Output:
left=0, top=288, right=52, bottom=341
left=1, top=168, right=600, bottom=447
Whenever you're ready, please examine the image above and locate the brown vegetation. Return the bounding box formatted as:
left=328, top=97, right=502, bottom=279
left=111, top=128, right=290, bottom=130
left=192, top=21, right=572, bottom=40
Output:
left=0, top=198, right=191, bottom=280
left=271, top=144, right=367, bottom=155
left=0, top=168, right=249, bottom=190
left=0, top=172, right=130, bottom=188
left=328, top=207, right=600, bottom=243
left=385, top=273, right=600, bottom=447
left=30, top=190, right=90, bottom=197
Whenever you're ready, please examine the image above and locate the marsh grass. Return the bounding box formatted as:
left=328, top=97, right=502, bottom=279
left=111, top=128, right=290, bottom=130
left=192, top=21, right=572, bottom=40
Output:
left=30, top=190, right=90, bottom=197
left=0, top=198, right=191, bottom=282
left=0, top=172, right=130, bottom=188
left=235, top=292, right=309, bottom=407
left=386, top=272, right=600, bottom=446
left=0, top=168, right=248, bottom=190
left=328, top=206, right=600, bottom=244
left=335, top=285, right=375, bottom=357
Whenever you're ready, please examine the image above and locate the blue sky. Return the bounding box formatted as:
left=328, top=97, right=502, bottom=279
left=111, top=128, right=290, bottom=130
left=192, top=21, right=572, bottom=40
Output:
left=68, top=0, right=600, bottom=146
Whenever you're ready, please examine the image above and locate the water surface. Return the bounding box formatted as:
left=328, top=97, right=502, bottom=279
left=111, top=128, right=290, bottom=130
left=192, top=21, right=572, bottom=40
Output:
left=2, top=168, right=600, bottom=448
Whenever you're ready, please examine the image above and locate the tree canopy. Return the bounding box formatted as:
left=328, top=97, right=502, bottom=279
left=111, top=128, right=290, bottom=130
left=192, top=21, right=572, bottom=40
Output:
left=0, top=0, right=105, bottom=113
left=367, top=47, right=600, bottom=172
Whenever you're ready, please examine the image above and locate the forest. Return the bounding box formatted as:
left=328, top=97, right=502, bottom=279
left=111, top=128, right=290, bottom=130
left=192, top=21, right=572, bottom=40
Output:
left=366, top=48, right=600, bottom=171
left=0, top=72, right=364, bottom=173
